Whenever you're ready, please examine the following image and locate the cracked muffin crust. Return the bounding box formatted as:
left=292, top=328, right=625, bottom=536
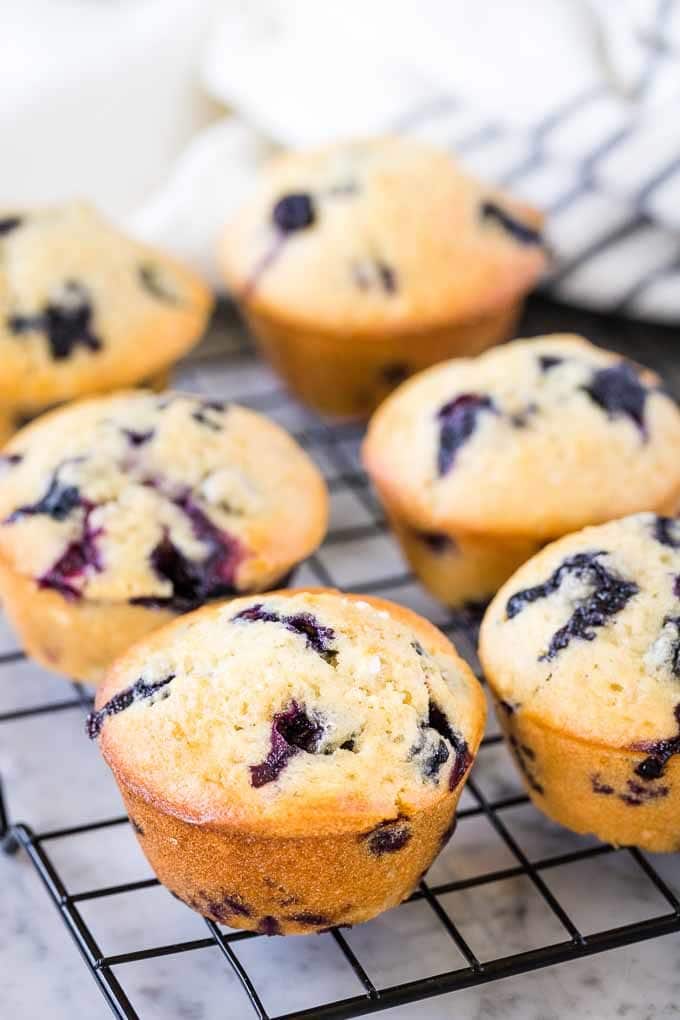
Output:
left=219, top=136, right=547, bottom=416
left=479, top=513, right=680, bottom=851
left=89, top=589, right=485, bottom=934
left=0, top=391, right=327, bottom=682
left=363, top=334, right=680, bottom=609
left=0, top=203, right=212, bottom=434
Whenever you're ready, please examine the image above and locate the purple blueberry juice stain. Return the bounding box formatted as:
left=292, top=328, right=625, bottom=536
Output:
left=232, top=603, right=338, bottom=664
left=591, top=774, right=615, bottom=796
left=582, top=362, right=649, bottom=438
left=416, top=699, right=471, bottom=790
left=480, top=201, right=543, bottom=245
left=132, top=493, right=244, bottom=612
left=209, top=894, right=252, bottom=919
left=506, top=550, right=638, bottom=661
left=362, top=817, right=412, bottom=855
left=86, top=674, right=175, bottom=738
left=654, top=516, right=680, bottom=550
left=436, top=393, right=496, bottom=476
left=0, top=216, right=22, bottom=235
left=250, top=701, right=325, bottom=788
left=39, top=506, right=103, bottom=600
left=257, top=916, right=282, bottom=935
left=633, top=704, right=680, bottom=781
left=620, top=779, right=670, bottom=806
left=0, top=453, right=23, bottom=468
left=416, top=530, right=456, bottom=554
left=5, top=467, right=83, bottom=523
left=138, top=264, right=177, bottom=303
left=8, top=281, right=101, bottom=360
left=241, top=233, right=286, bottom=301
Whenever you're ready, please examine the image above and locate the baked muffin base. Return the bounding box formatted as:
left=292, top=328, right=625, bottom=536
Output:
left=0, top=558, right=297, bottom=685
left=492, top=697, right=680, bottom=852
left=388, top=513, right=542, bottom=609
left=244, top=300, right=521, bottom=419
left=116, top=754, right=465, bottom=935
left=0, top=557, right=176, bottom=684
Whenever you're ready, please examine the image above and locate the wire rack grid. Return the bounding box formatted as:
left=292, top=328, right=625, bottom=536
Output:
left=1, top=303, right=680, bottom=1020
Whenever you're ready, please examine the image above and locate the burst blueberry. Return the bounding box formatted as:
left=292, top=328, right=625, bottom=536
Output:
left=506, top=550, right=638, bottom=661
left=272, top=193, right=316, bottom=233
left=232, top=604, right=337, bottom=664
left=582, top=362, right=649, bottom=437
left=436, top=393, right=496, bottom=476
left=250, top=701, right=326, bottom=787
left=8, top=280, right=102, bottom=361
left=86, top=674, right=175, bottom=738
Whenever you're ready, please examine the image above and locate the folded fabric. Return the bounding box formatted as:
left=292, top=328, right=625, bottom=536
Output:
left=5, top=0, right=680, bottom=321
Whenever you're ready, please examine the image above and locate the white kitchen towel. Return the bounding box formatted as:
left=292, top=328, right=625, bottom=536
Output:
left=4, top=0, right=680, bottom=322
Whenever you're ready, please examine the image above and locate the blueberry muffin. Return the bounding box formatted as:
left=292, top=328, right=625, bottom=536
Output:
left=0, top=392, right=327, bottom=683
left=219, top=137, right=547, bottom=417
left=88, top=589, right=486, bottom=934
left=363, top=335, right=680, bottom=610
left=479, top=513, right=680, bottom=851
left=0, top=203, right=212, bottom=435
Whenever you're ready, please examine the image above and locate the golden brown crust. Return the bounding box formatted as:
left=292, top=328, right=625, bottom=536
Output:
left=95, top=589, right=485, bottom=934
left=121, top=779, right=462, bottom=935
left=387, top=511, right=542, bottom=608
left=492, top=697, right=680, bottom=852
left=98, top=590, right=486, bottom=834
left=244, top=300, right=520, bottom=418
left=0, top=553, right=176, bottom=684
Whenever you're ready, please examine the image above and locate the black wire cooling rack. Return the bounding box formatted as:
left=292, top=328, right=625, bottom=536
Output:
left=2, top=302, right=680, bottom=1020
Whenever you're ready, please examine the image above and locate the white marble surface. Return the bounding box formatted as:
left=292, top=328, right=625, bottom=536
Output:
left=2, top=315, right=680, bottom=1020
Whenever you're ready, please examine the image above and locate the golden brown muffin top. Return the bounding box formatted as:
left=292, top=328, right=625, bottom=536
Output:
left=363, top=335, right=680, bottom=538
left=0, top=202, right=212, bottom=407
left=0, top=391, right=327, bottom=606
left=92, top=590, right=486, bottom=836
left=220, top=136, right=546, bottom=334
left=481, top=513, right=680, bottom=747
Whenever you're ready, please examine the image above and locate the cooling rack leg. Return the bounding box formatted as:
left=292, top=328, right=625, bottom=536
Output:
left=2, top=828, right=20, bottom=855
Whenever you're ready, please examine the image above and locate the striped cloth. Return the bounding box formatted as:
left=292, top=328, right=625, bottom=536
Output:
left=130, top=0, right=680, bottom=323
